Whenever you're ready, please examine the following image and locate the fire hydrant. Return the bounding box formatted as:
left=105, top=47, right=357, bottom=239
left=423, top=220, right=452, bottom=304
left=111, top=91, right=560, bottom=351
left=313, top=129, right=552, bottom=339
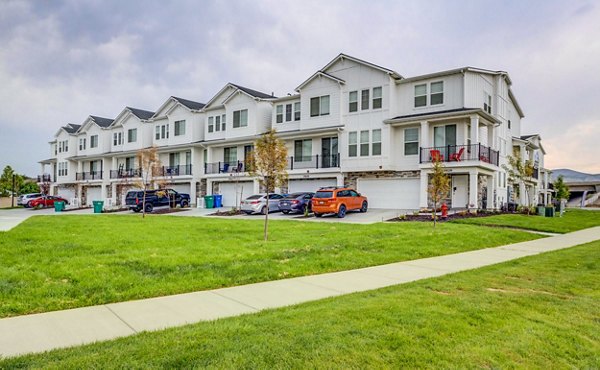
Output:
left=441, top=203, right=448, bottom=219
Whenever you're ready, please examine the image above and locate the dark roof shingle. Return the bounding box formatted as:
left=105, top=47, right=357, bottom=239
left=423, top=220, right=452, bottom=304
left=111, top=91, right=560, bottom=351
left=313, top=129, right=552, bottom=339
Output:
left=127, top=107, right=155, bottom=120
left=172, top=97, right=205, bottom=110
left=90, top=116, right=114, bottom=128
left=63, top=123, right=81, bottom=134
left=230, top=83, right=275, bottom=99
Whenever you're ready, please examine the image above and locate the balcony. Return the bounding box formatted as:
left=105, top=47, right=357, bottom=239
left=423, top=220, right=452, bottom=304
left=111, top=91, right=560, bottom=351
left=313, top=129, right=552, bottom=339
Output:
left=158, top=164, right=192, bottom=177
left=287, top=154, right=340, bottom=170
left=110, top=168, right=142, bottom=179
left=205, top=160, right=251, bottom=175
left=76, top=171, right=103, bottom=180
left=37, top=174, right=53, bottom=182
left=419, top=144, right=499, bottom=166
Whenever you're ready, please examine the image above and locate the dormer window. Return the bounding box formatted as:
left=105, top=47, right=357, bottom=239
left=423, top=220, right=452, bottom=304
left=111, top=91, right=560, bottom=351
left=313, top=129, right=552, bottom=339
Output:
left=79, top=138, right=86, bottom=151
left=113, top=132, right=122, bottom=146
left=233, top=109, right=248, bottom=128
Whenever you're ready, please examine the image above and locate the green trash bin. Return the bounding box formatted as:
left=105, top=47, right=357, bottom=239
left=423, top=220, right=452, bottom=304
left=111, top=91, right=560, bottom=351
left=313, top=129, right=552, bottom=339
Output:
left=537, top=206, right=545, bottom=216
left=54, top=201, right=65, bottom=212
left=93, top=200, right=104, bottom=214
left=204, top=195, right=214, bottom=209
left=545, top=206, right=555, bottom=217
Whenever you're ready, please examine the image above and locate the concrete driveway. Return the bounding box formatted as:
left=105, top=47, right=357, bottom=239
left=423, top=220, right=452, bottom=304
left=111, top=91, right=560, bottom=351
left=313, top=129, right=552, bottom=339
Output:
left=0, top=206, right=102, bottom=231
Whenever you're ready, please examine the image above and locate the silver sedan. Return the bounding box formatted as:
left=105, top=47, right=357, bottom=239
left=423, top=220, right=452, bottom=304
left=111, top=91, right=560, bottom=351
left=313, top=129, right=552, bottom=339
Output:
left=240, top=194, right=285, bottom=214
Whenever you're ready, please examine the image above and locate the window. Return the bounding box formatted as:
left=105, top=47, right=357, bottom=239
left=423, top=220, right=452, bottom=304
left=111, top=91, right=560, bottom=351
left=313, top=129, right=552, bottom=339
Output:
left=372, top=87, right=382, bottom=109
left=372, top=129, right=381, bottom=156
left=430, top=81, right=444, bottom=105
left=404, top=128, right=419, bottom=155
left=221, top=114, right=226, bottom=131
left=79, top=138, right=86, bottom=151
left=59, top=140, right=68, bottom=152
left=233, top=109, right=248, bottom=128
left=360, top=130, right=369, bottom=156
left=285, top=104, right=292, bottom=122
left=433, top=124, right=456, bottom=147
left=276, top=105, right=283, bottom=123
left=361, top=89, right=370, bottom=110
left=155, top=125, right=160, bottom=139
left=156, top=124, right=169, bottom=139
left=349, top=91, right=358, bottom=112
left=484, top=93, right=492, bottom=114
left=161, top=125, right=166, bottom=139
left=294, top=102, right=301, bottom=121
left=127, top=128, right=137, bottom=143
left=174, top=120, right=186, bottom=136
left=125, top=157, right=135, bottom=171
left=113, top=132, right=122, bottom=146
left=508, top=120, right=511, bottom=129
left=414, top=84, right=427, bottom=107
left=215, top=116, right=221, bottom=132
left=294, top=139, right=312, bottom=162
left=90, top=135, right=98, bottom=148
left=348, top=131, right=357, bottom=157
left=58, top=162, right=69, bottom=177
left=310, top=95, right=330, bottom=117
left=224, top=147, right=237, bottom=163
left=208, top=117, right=214, bottom=133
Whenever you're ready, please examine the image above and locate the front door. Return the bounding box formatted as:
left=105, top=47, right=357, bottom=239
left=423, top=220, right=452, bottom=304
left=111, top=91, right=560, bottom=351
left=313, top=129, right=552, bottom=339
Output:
left=321, top=137, right=338, bottom=168
left=452, top=175, right=468, bottom=209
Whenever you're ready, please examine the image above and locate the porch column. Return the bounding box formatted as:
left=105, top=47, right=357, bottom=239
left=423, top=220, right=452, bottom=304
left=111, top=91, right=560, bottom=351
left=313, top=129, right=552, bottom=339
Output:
left=111, top=182, right=117, bottom=205
left=336, top=174, right=344, bottom=187
left=519, top=182, right=527, bottom=205
left=419, top=171, right=429, bottom=209
left=468, top=169, right=478, bottom=211
left=420, top=121, right=429, bottom=148
left=470, top=115, right=479, bottom=145
left=206, top=179, right=214, bottom=196
left=253, top=178, right=260, bottom=194
left=487, top=175, right=495, bottom=210
left=189, top=180, right=197, bottom=206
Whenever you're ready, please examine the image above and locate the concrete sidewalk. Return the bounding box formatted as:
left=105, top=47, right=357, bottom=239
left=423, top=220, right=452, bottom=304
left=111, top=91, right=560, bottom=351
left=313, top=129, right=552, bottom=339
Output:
left=1, top=226, right=599, bottom=358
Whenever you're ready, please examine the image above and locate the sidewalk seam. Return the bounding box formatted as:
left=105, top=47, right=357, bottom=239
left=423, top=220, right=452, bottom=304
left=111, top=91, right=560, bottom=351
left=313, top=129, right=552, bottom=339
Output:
left=209, top=291, right=261, bottom=312
left=104, top=305, right=139, bottom=334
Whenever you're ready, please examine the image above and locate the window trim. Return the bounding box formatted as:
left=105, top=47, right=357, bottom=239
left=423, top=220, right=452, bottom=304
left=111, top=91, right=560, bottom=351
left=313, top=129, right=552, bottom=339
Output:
left=349, top=91, right=358, bottom=112
left=414, top=84, right=427, bottom=107
left=233, top=109, right=248, bottom=128
left=174, top=120, right=186, bottom=136
left=348, top=131, right=357, bottom=157
left=372, top=87, right=382, bottom=109
left=372, top=129, right=381, bottom=156
left=127, top=128, right=137, bottom=143
left=276, top=105, right=283, bottom=124
left=404, top=127, right=419, bottom=156
left=310, top=95, right=330, bottom=117
left=430, top=81, right=444, bottom=105
left=294, top=102, right=301, bottom=121
left=360, top=130, right=369, bottom=157
left=361, top=89, right=370, bottom=110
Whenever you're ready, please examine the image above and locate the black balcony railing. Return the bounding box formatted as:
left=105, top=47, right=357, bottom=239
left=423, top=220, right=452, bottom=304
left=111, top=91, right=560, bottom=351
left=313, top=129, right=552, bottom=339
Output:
left=76, top=171, right=103, bottom=180
left=287, top=153, right=340, bottom=170
left=37, top=174, right=53, bottom=182
left=159, top=164, right=192, bottom=177
left=419, top=144, right=499, bottom=166
left=205, top=160, right=251, bottom=174
left=110, top=168, right=142, bottom=179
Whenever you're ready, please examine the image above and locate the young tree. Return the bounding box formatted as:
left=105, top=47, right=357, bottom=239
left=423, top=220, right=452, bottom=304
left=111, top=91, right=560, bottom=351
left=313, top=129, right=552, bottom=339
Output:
left=134, top=146, right=164, bottom=218
left=247, top=129, right=288, bottom=241
left=427, top=158, right=451, bottom=228
left=553, top=174, right=570, bottom=217
left=502, top=155, right=534, bottom=208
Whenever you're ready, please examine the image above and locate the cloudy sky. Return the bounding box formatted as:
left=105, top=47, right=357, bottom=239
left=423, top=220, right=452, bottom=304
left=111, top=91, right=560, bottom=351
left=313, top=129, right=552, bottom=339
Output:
left=1, top=0, right=599, bottom=176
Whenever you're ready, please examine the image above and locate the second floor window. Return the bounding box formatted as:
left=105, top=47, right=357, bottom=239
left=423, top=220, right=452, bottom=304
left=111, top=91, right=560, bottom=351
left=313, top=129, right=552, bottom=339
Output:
left=294, top=139, right=312, bottom=162
left=372, top=87, right=382, bottom=109
left=127, top=128, right=137, bottom=143
left=224, top=146, right=237, bottom=163
left=174, top=120, right=186, bottom=136
left=215, top=116, right=221, bottom=132
left=372, top=129, right=381, bottom=156
left=414, top=84, right=427, bottom=107
left=404, top=128, right=419, bottom=155
left=430, top=81, right=444, bottom=105
left=155, top=124, right=169, bottom=139
left=360, top=130, right=369, bottom=156
left=113, top=132, right=122, bottom=146
left=79, top=138, right=86, bottom=151
left=349, top=91, right=358, bottom=112
left=276, top=105, right=283, bottom=123
left=90, top=135, right=98, bottom=148
left=233, top=109, right=248, bottom=128
left=310, top=95, right=330, bottom=117
left=348, top=132, right=357, bottom=157
left=208, top=117, right=214, bottom=133
left=285, top=104, right=292, bottom=122
left=484, top=93, right=492, bottom=114
left=361, top=89, right=370, bottom=110
left=58, top=140, right=68, bottom=153
left=58, top=162, right=68, bottom=176
left=294, top=102, right=301, bottom=121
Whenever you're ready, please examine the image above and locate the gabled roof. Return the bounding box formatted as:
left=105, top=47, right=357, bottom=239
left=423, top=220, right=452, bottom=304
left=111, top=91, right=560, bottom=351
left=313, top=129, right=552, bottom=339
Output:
left=127, top=107, right=155, bottom=120
left=203, top=83, right=275, bottom=110
left=322, top=53, right=403, bottom=80
left=89, top=116, right=114, bottom=128
left=63, top=123, right=81, bottom=134
left=398, top=66, right=512, bottom=85
left=295, top=71, right=346, bottom=92
left=171, top=97, right=206, bottom=110
left=229, top=83, right=275, bottom=99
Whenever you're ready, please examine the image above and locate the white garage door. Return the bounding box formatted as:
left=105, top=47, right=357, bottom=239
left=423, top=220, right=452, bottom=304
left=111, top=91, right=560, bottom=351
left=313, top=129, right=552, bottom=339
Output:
left=288, top=179, right=337, bottom=193
left=219, top=182, right=254, bottom=207
left=57, top=187, right=76, bottom=201
left=357, top=178, right=420, bottom=210
left=169, top=184, right=190, bottom=195
left=86, top=186, right=102, bottom=206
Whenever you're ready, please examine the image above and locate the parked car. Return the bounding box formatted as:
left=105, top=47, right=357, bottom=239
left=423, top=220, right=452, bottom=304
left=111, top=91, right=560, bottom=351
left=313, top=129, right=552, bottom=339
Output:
left=18, top=193, right=43, bottom=207
left=312, top=187, right=368, bottom=218
left=125, top=189, right=190, bottom=213
left=241, top=193, right=285, bottom=214
left=28, top=195, right=69, bottom=209
left=278, top=192, right=314, bottom=214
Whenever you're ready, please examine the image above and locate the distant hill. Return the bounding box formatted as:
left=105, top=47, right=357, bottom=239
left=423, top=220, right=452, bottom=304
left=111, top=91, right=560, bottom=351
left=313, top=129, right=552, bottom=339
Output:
left=550, top=169, right=600, bottom=183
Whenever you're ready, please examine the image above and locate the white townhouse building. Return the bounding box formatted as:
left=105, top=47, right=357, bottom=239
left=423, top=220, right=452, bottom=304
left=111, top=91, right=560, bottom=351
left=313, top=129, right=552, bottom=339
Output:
left=38, top=53, right=550, bottom=210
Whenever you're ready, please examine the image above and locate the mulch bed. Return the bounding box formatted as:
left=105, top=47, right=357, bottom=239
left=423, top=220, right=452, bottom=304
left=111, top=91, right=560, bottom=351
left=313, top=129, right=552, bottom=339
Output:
left=210, top=209, right=245, bottom=216
left=390, top=211, right=504, bottom=222
left=151, top=208, right=191, bottom=215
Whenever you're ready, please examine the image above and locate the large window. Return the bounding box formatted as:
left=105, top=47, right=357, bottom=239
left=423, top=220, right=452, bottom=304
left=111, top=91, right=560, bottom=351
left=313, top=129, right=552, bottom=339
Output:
left=127, top=128, right=137, bottom=143
left=90, top=135, right=98, bottom=148
left=372, top=87, right=382, bottom=109
left=349, top=91, right=358, bottom=112
left=58, top=162, right=68, bottom=177
left=372, top=129, right=381, bottom=156
left=233, top=109, right=248, bottom=128
left=113, top=132, right=122, bottom=146
left=294, top=102, right=301, bottom=121
left=156, top=124, right=169, bottom=139
left=174, top=120, right=186, bottom=136
left=348, top=132, right=357, bottom=157
left=79, top=138, right=86, bottom=151
left=360, top=130, right=369, bottom=156
left=276, top=105, right=283, bottom=123
left=125, top=156, right=135, bottom=171
left=224, top=147, right=237, bottom=163
left=361, top=89, right=370, bottom=110
left=433, top=124, right=457, bottom=147
left=310, top=95, right=330, bottom=117
left=414, top=84, right=427, bottom=107
left=404, top=128, right=419, bottom=155
left=294, top=139, right=312, bottom=162
left=430, top=81, right=444, bottom=105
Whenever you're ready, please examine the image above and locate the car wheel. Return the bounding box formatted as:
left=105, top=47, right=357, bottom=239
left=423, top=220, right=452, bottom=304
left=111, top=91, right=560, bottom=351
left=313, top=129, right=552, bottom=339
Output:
left=244, top=211, right=252, bottom=215
left=360, top=201, right=368, bottom=213
left=282, top=210, right=290, bottom=214
left=144, top=203, right=153, bottom=213
left=337, top=205, right=347, bottom=218
left=314, top=212, right=322, bottom=218
left=132, top=207, right=141, bottom=213
left=261, top=206, right=267, bottom=215
left=180, top=200, right=189, bottom=208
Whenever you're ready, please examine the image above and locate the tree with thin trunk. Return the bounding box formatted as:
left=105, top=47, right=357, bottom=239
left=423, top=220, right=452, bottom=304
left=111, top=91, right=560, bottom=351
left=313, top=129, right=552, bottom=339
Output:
left=134, top=146, right=164, bottom=218
left=247, top=129, right=288, bottom=241
left=427, top=157, right=451, bottom=228
left=503, top=154, right=534, bottom=210
left=553, top=174, right=569, bottom=217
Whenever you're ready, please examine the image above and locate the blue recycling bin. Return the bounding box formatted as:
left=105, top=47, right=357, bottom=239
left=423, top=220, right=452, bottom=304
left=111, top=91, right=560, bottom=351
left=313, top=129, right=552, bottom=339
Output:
left=214, top=194, right=223, bottom=208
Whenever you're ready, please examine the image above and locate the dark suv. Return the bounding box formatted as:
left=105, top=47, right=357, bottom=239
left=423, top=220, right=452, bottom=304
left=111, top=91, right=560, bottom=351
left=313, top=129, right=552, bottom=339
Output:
left=125, top=189, right=190, bottom=213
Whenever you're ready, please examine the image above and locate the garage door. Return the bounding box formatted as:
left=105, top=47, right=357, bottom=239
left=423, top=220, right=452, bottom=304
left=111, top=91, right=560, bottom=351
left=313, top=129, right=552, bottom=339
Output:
left=219, top=182, right=254, bottom=207
left=86, top=186, right=102, bottom=206
left=288, top=179, right=337, bottom=193
left=357, top=178, right=420, bottom=210
left=169, top=184, right=190, bottom=195
left=57, top=187, right=76, bottom=201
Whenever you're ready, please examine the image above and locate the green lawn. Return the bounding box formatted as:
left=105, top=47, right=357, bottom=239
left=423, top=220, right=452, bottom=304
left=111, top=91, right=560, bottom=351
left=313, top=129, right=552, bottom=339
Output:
left=0, top=215, right=540, bottom=318
left=3, top=240, right=598, bottom=368
left=453, top=208, right=600, bottom=233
